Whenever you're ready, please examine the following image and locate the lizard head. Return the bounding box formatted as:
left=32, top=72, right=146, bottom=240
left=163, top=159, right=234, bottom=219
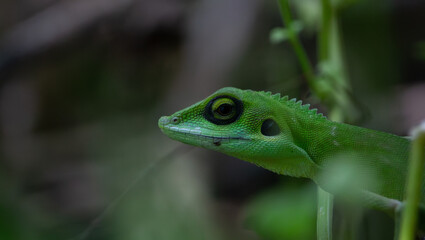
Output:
left=158, top=87, right=317, bottom=177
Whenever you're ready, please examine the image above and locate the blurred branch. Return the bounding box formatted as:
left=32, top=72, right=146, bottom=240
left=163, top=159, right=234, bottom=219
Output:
left=276, top=0, right=316, bottom=93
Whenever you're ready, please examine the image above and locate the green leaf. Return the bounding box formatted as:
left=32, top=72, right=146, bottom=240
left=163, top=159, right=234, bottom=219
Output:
left=269, top=21, right=304, bottom=44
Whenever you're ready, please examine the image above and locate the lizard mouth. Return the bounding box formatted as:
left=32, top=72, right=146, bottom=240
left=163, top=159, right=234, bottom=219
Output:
left=159, top=120, right=250, bottom=146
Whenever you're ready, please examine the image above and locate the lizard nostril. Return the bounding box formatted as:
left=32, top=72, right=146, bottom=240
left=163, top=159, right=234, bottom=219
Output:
left=171, top=116, right=180, bottom=124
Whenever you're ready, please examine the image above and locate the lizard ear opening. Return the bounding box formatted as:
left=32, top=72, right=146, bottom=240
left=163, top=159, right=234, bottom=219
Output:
left=261, top=119, right=280, bottom=136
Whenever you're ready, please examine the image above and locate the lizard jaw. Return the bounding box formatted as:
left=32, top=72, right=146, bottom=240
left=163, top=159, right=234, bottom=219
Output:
left=158, top=116, right=250, bottom=147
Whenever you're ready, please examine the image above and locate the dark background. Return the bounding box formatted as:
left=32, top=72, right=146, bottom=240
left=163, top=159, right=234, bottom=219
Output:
left=0, top=0, right=424, bottom=239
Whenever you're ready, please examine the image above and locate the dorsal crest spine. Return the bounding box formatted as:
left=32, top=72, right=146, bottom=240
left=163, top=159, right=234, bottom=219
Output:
left=258, top=90, right=326, bottom=119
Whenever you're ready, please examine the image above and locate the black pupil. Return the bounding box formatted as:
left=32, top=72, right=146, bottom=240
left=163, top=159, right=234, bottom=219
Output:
left=217, top=104, right=233, bottom=116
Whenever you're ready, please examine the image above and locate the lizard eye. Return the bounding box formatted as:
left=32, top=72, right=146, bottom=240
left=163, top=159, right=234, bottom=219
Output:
left=171, top=116, right=180, bottom=124
left=204, top=96, right=243, bottom=125
left=213, top=99, right=235, bottom=118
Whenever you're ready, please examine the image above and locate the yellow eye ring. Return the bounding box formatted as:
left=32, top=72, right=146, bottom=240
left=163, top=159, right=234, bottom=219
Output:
left=212, top=98, right=236, bottom=120
left=204, top=96, right=243, bottom=125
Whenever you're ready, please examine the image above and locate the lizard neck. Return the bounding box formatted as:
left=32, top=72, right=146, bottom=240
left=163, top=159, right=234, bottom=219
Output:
left=294, top=117, right=410, bottom=165
left=291, top=114, right=410, bottom=200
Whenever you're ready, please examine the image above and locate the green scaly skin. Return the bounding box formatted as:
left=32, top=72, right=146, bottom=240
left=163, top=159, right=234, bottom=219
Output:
left=158, top=87, right=413, bottom=214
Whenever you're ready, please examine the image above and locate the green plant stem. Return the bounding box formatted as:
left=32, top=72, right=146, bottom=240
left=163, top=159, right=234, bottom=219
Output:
left=399, top=126, right=425, bottom=240
left=319, top=0, right=331, bottom=61
left=277, top=0, right=316, bottom=91
left=317, top=187, right=333, bottom=240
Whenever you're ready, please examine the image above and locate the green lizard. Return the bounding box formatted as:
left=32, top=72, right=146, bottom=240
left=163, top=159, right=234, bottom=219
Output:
left=158, top=87, right=416, bottom=225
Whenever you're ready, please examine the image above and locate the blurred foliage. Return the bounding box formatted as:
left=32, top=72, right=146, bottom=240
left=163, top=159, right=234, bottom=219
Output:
left=244, top=183, right=316, bottom=240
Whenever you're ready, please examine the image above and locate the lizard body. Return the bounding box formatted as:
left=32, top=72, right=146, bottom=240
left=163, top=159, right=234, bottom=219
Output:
left=158, top=87, right=414, bottom=211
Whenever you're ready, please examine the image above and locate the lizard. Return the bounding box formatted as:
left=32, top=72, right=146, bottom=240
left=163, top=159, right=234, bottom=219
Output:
left=158, top=87, right=420, bottom=229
